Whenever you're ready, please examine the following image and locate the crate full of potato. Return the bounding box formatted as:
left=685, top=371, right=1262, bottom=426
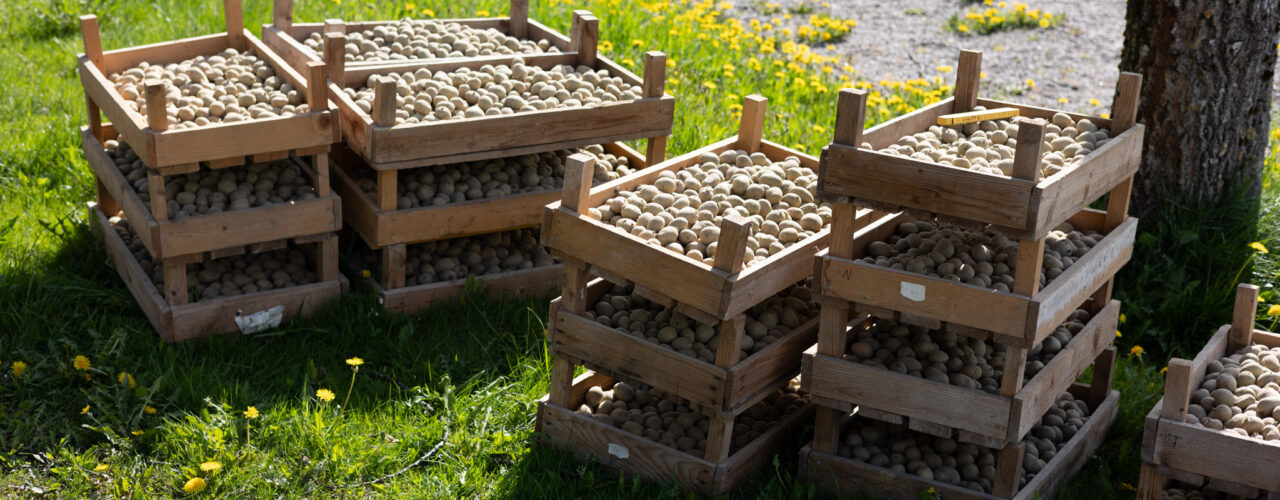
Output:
left=88, top=204, right=343, bottom=342
left=802, top=292, right=1118, bottom=446
left=82, top=125, right=340, bottom=260
left=344, top=227, right=562, bottom=313
left=801, top=384, right=1119, bottom=499
left=262, top=0, right=573, bottom=76
left=537, top=370, right=813, bottom=495
left=322, top=10, right=673, bottom=170
left=543, top=95, right=882, bottom=323
left=77, top=0, right=337, bottom=170
left=549, top=278, right=819, bottom=414
left=1138, top=284, right=1280, bottom=497
left=817, top=50, right=1144, bottom=241
left=331, top=139, right=647, bottom=249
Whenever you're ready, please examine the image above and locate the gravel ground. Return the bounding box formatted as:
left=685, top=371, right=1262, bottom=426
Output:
left=737, top=0, right=1280, bottom=115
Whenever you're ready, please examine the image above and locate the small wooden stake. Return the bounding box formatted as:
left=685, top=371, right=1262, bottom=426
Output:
left=817, top=300, right=849, bottom=357
left=1229, top=283, right=1261, bottom=352
left=953, top=50, right=982, bottom=113
left=1111, top=72, right=1143, bottom=134
left=1000, top=346, right=1027, bottom=398
left=712, top=214, right=750, bottom=273
left=80, top=15, right=104, bottom=70
left=376, top=170, right=397, bottom=212
left=1160, top=358, right=1194, bottom=422
left=1011, top=117, right=1045, bottom=182
left=508, top=0, right=529, bottom=37
left=373, top=76, right=397, bottom=126
left=642, top=51, right=668, bottom=163
left=147, top=169, right=168, bottom=222
left=828, top=202, right=858, bottom=260
left=569, top=10, right=598, bottom=67
left=833, top=89, right=867, bottom=147
left=737, top=95, right=767, bottom=153
left=272, top=0, right=293, bottom=33
left=704, top=412, right=735, bottom=462
left=381, top=243, right=405, bottom=289
left=317, top=235, right=338, bottom=282
left=163, top=260, right=188, bottom=306
left=224, top=0, right=245, bottom=50
left=323, top=33, right=346, bottom=87
left=992, top=442, right=1025, bottom=497
left=313, top=153, right=331, bottom=196
left=144, top=80, right=169, bottom=131
left=323, top=18, right=345, bottom=34
left=561, top=153, right=596, bottom=216
left=812, top=407, right=843, bottom=454
left=547, top=356, right=576, bottom=407
left=305, top=61, right=327, bottom=112
left=715, top=314, right=746, bottom=367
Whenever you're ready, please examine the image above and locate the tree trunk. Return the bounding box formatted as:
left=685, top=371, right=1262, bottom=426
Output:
left=1118, top=0, right=1280, bottom=217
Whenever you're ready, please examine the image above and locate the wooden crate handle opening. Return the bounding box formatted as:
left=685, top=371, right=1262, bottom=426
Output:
left=1229, top=283, right=1261, bottom=351
left=509, top=0, right=529, bottom=38
left=273, top=0, right=294, bottom=33
left=953, top=49, right=982, bottom=114
left=224, top=0, right=245, bottom=50
left=569, top=10, right=599, bottom=68
left=561, top=152, right=597, bottom=216
left=737, top=94, right=767, bottom=153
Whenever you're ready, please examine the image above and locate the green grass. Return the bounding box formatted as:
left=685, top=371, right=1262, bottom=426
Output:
left=1, top=0, right=1278, bottom=498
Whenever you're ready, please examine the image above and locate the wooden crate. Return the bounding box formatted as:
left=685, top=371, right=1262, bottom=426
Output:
left=77, top=0, right=338, bottom=171
left=331, top=141, right=648, bottom=249
left=262, top=0, right=573, bottom=76
left=89, top=203, right=344, bottom=342
left=543, top=95, right=883, bottom=324
left=800, top=384, right=1119, bottom=500
left=815, top=208, right=1136, bottom=349
left=1138, top=284, right=1280, bottom=498
left=802, top=294, right=1118, bottom=446
left=816, top=50, right=1144, bottom=241
left=83, top=125, right=341, bottom=260
left=537, top=370, right=814, bottom=495
left=322, top=10, right=673, bottom=170
left=548, top=277, right=819, bottom=416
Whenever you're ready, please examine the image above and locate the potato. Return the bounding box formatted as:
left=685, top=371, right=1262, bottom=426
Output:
left=376, top=228, right=555, bottom=286
left=1192, top=343, right=1280, bottom=438
left=302, top=20, right=560, bottom=64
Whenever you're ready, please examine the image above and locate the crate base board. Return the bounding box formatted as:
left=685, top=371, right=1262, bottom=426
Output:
left=1136, top=463, right=1278, bottom=500
left=800, top=389, right=1119, bottom=500
left=91, top=203, right=345, bottom=342
left=536, top=398, right=814, bottom=495
left=363, top=265, right=565, bottom=313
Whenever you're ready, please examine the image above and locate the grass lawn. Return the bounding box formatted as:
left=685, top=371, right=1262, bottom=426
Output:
left=1, top=0, right=1278, bottom=497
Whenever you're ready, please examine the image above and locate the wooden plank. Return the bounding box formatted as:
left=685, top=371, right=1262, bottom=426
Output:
left=101, top=33, right=230, bottom=73
left=817, top=300, right=849, bottom=357
left=370, top=98, right=674, bottom=165
left=168, top=279, right=342, bottom=342
left=992, top=442, right=1025, bottom=497
left=811, top=406, right=843, bottom=454
left=1153, top=419, right=1280, bottom=492
left=860, top=97, right=955, bottom=150
left=144, top=80, right=168, bottom=131
left=324, top=33, right=345, bottom=90
left=977, top=98, right=1113, bottom=133
left=272, top=0, right=293, bottom=33
left=205, top=156, right=245, bottom=169
left=1111, top=72, right=1143, bottom=134
left=735, top=95, right=767, bottom=153
left=1014, top=389, right=1120, bottom=499
left=1229, top=283, right=1261, bottom=352
left=1011, top=300, right=1118, bottom=440
left=562, top=153, right=595, bottom=215
left=78, top=58, right=148, bottom=159
left=820, top=144, right=1035, bottom=228
left=712, top=215, right=750, bottom=273
left=380, top=243, right=405, bottom=290
left=1029, top=217, right=1137, bottom=341
left=953, top=50, right=982, bottom=113
left=642, top=51, right=668, bottom=163
left=89, top=203, right=172, bottom=340
left=223, top=0, right=245, bottom=50
left=1137, top=464, right=1165, bottom=500
left=1011, top=118, right=1045, bottom=182
left=80, top=15, right=104, bottom=70
left=704, top=413, right=735, bottom=462
left=832, top=89, right=866, bottom=147
left=152, top=113, right=335, bottom=167
left=805, top=350, right=1011, bottom=438
left=1032, top=124, right=1143, bottom=237
left=378, top=264, right=563, bottom=313
left=155, top=196, right=339, bottom=258
left=714, top=314, right=746, bottom=368
left=508, top=0, right=528, bottom=37
left=342, top=53, right=581, bottom=87
left=569, top=11, right=598, bottom=67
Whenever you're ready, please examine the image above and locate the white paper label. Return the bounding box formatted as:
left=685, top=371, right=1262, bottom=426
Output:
left=608, top=443, right=630, bottom=459
left=900, top=282, right=926, bottom=302
left=234, top=305, right=285, bottom=334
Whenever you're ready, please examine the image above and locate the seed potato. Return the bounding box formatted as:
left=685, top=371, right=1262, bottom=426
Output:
left=1189, top=343, right=1280, bottom=440
left=301, top=19, right=558, bottom=63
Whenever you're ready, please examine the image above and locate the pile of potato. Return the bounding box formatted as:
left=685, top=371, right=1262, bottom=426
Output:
left=104, top=140, right=318, bottom=220
left=401, top=228, right=555, bottom=286
left=109, top=49, right=310, bottom=129
left=109, top=215, right=317, bottom=302
left=1183, top=343, right=1280, bottom=441
left=863, top=219, right=1104, bottom=292
left=575, top=378, right=808, bottom=455
left=346, top=58, right=640, bottom=124
left=844, top=308, right=1092, bottom=393
left=1161, top=485, right=1232, bottom=500
left=865, top=110, right=1110, bottom=178
left=590, top=150, right=829, bottom=270
left=586, top=282, right=816, bottom=363
left=355, top=144, right=636, bottom=209
left=302, top=19, right=556, bottom=63
left=836, top=392, right=1093, bottom=493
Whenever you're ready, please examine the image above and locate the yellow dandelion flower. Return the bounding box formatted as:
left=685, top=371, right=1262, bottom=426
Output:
left=1268, top=304, right=1280, bottom=316
left=11, top=361, right=27, bottom=378
left=360, top=269, right=371, bottom=278
left=1058, top=97, right=1069, bottom=104
left=317, top=388, right=335, bottom=403
left=980, top=71, right=987, bottom=79
left=93, top=464, right=109, bottom=472
left=936, top=65, right=953, bottom=73
left=1120, top=482, right=1136, bottom=491
left=703, top=81, right=717, bottom=90
left=73, top=355, right=90, bottom=371
left=183, top=477, right=206, bottom=494
left=1026, top=78, right=1035, bottom=89
left=1115, top=330, right=1122, bottom=338
left=598, top=40, right=613, bottom=52
left=1101, top=112, right=1111, bottom=119
left=1120, top=313, right=1126, bottom=323
left=1161, top=366, right=1168, bottom=375
left=200, top=461, right=222, bottom=473
left=1039, top=18, right=1050, bottom=28
left=117, top=372, right=136, bottom=389
left=131, top=430, right=143, bottom=436
left=984, top=0, right=992, bottom=4
left=631, top=39, right=645, bottom=48
left=1130, top=345, right=1145, bottom=357
left=404, top=2, right=415, bottom=10
left=665, top=59, right=676, bottom=68
left=145, top=406, right=157, bottom=415
left=245, top=406, right=259, bottom=419
left=1089, top=98, right=1101, bottom=107
left=476, top=9, right=490, bottom=16
left=813, top=124, right=826, bottom=133
left=81, top=405, right=90, bottom=414
left=421, top=8, right=434, bottom=17
left=1249, top=242, right=1269, bottom=253
left=346, top=357, right=364, bottom=367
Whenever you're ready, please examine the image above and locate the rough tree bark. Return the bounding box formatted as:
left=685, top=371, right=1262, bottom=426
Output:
left=1118, top=0, right=1280, bottom=218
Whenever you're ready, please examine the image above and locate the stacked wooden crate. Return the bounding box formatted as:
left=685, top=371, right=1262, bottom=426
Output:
left=263, top=0, right=673, bottom=311
left=78, top=0, right=344, bottom=342
left=798, top=50, right=1144, bottom=499
left=536, top=95, right=883, bottom=494
left=1138, top=284, right=1280, bottom=499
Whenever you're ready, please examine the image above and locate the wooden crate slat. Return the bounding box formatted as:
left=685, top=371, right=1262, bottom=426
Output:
left=90, top=203, right=172, bottom=336
left=820, top=144, right=1035, bottom=228
left=151, top=112, right=335, bottom=166
left=374, top=264, right=563, bottom=313
left=78, top=59, right=148, bottom=160
left=100, top=32, right=230, bottom=73
left=1032, top=124, right=1144, bottom=236
left=1028, top=217, right=1137, bottom=338
left=977, top=98, right=1114, bottom=133
left=724, top=315, right=819, bottom=410
left=860, top=97, right=956, bottom=150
